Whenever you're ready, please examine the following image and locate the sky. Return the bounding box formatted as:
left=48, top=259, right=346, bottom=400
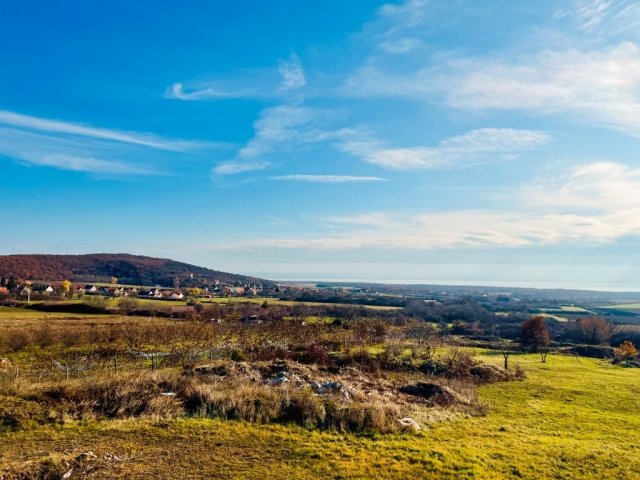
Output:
left=2, top=0, right=640, bottom=290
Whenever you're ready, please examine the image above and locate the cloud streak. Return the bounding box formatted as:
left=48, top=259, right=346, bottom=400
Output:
left=0, top=127, right=154, bottom=175
left=341, top=128, right=550, bottom=170
left=168, top=52, right=307, bottom=101
left=554, top=0, right=640, bottom=34
left=213, top=104, right=346, bottom=175
left=0, top=110, right=200, bottom=152
left=269, top=174, right=387, bottom=183
left=0, top=111, right=214, bottom=175
left=204, top=161, right=640, bottom=251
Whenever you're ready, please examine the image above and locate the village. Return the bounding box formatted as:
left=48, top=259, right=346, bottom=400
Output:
left=0, top=276, right=266, bottom=302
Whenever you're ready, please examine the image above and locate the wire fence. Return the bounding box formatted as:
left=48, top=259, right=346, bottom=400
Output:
left=0, top=348, right=231, bottom=387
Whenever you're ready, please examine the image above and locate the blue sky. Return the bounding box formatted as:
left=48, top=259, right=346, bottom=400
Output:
left=2, top=0, right=640, bottom=289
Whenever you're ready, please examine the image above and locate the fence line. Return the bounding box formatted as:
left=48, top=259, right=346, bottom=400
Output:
left=0, top=348, right=231, bottom=387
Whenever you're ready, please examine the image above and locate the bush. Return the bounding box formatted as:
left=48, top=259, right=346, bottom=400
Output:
left=610, top=328, right=640, bottom=348
left=118, top=297, right=140, bottom=315
left=289, top=345, right=330, bottom=365
left=5, top=330, right=31, bottom=352
left=339, top=348, right=380, bottom=372
left=282, top=388, right=326, bottom=428
left=615, top=340, right=638, bottom=361
left=230, top=349, right=245, bottom=362
left=566, top=345, right=615, bottom=359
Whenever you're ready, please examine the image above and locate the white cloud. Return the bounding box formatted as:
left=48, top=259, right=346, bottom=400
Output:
left=0, top=111, right=215, bottom=175
left=0, top=127, right=154, bottom=175
left=443, top=42, right=640, bottom=137
left=278, top=53, right=306, bottom=91
left=341, top=128, right=550, bottom=170
left=24, top=153, right=151, bottom=175
left=361, top=0, right=430, bottom=55
left=212, top=161, right=270, bottom=175
left=205, top=161, right=640, bottom=251
left=269, top=174, right=387, bottom=183
left=0, top=110, right=199, bottom=152
left=347, top=41, right=640, bottom=138
left=213, top=104, right=345, bottom=175
left=555, top=0, right=640, bottom=34
left=378, top=37, right=422, bottom=54
left=167, top=53, right=306, bottom=102
left=165, top=81, right=268, bottom=101
left=377, top=0, right=429, bottom=31
left=522, top=161, right=640, bottom=211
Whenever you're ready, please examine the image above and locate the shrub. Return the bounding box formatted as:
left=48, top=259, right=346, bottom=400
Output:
left=33, top=323, right=55, bottom=349
left=6, top=330, right=31, bottom=352
left=340, top=348, right=380, bottom=372
left=610, top=328, right=640, bottom=348
left=282, top=388, right=326, bottom=428
left=615, top=340, right=638, bottom=361
left=289, top=345, right=330, bottom=365
left=230, top=349, right=245, bottom=362
left=118, top=297, right=140, bottom=315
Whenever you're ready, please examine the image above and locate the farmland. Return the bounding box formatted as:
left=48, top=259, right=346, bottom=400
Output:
left=599, top=303, right=640, bottom=312
left=2, top=275, right=640, bottom=479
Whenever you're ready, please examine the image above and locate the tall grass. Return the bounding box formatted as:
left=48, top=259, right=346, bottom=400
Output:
left=8, top=370, right=403, bottom=434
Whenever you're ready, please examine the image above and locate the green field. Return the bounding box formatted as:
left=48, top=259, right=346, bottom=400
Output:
left=537, top=306, right=594, bottom=315
left=599, top=303, right=640, bottom=311
left=204, top=296, right=402, bottom=310
left=0, top=306, right=109, bottom=320
left=537, top=313, right=569, bottom=323
left=2, top=353, right=639, bottom=479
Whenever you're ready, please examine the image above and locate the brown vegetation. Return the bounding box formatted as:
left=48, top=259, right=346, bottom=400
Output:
left=0, top=309, right=520, bottom=436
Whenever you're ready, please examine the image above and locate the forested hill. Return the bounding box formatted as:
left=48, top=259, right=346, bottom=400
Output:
left=0, top=254, right=268, bottom=287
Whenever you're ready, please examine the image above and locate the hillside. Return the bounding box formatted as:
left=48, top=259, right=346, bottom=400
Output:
left=0, top=253, right=267, bottom=287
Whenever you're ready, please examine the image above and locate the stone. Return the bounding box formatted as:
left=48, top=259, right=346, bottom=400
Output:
left=0, top=357, right=12, bottom=372
left=398, top=417, right=421, bottom=432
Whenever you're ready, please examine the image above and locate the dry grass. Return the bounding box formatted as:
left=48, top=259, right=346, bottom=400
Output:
left=4, top=368, right=417, bottom=435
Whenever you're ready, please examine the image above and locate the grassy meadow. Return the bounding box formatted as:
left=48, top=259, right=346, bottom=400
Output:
left=2, top=351, right=639, bottom=479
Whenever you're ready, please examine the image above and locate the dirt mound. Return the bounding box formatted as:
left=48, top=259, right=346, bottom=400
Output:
left=399, top=383, right=469, bottom=406
left=469, top=364, right=515, bottom=382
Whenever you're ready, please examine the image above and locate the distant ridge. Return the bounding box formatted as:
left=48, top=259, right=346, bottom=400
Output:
left=0, top=253, right=269, bottom=287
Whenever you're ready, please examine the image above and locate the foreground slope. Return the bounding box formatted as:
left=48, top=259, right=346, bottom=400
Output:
left=2, top=354, right=639, bottom=479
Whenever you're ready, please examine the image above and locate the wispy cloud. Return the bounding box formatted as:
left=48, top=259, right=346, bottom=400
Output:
left=341, top=128, right=550, bottom=170
left=443, top=42, right=640, bottom=138
left=0, top=127, right=154, bottom=175
left=167, top=82, right=264, bottom=101
left=269, top=174, right=387, bottom=183
left=168, top=52, right=307, bottom=101
left=0, top=110, right=211, bottom=175
left=0, top=110, right=199, bottom=152
left=213, top=104, right=345, bottom=175
left=378, top=37, right=423, bottom=54
left=554, top=0, right=640, bottom=34
left=361, top=0, right=430, bottom=55
left=278, top=53, right=306, bottom=91
left=205, top=160, right=640, bottom=251
left=347, top=41, right=640, bottom=138
left=214, top=161, right=271, bottom=175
